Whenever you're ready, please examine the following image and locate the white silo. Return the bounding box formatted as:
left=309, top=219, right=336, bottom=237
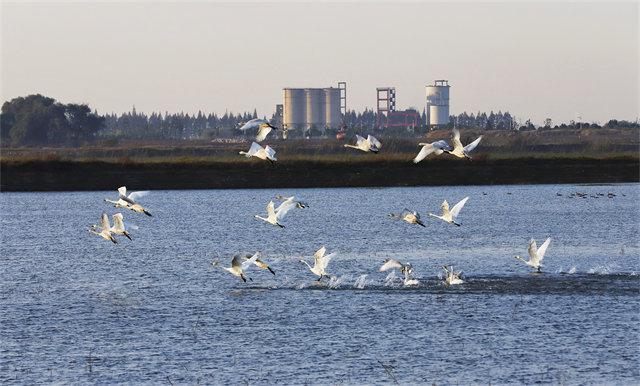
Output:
left=305, top=88, right=324, bottom=130
left=283, top=88, right=306, bottom=131
left=324, top=88, right=342, bottom=130
left=426, top=80, right=450, bottom=127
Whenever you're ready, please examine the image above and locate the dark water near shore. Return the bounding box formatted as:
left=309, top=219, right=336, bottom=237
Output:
left=1, top=184, right=639, bottom=384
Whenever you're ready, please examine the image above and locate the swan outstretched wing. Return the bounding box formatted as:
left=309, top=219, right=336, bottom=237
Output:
left=275, top=199, right=296, bottom=220
left=536, top=237, right=552, bottom=262
left=264, top=145, right=277, bottom=160
left=255, top=125, right=273, bottom=142
left=241, top=252, right=260, bottom=271
left=238, top=118, right=265, bottom=131
left=128, top=191, right=149, bottom=202
left=464, top=136, right=482, bottom=154
left=354, top=135, right=367, bottom=146
left=112, top=213, right=126, bottom=232
left=231, top=254, right=243, bottom=269
left=100, top=213, right=111, bottom=230
left=527, top=239, right=538, bottom=262
left=320, top=252, right=335, bottom=270
left=450, top=197, right=469, bottom=219
left=313, top=246, right=326, bottom=267
left=413, top=144, right=436, bottom=163
left=248, top=142, right=263, bottom=156
left=451, top=129, right=463, bottom=151
left=266, top=201, right=277, bottom=219
left=379, top=259, right=403, bottom=272
left=117, top=186, right=127, bottom=198
left=368, top=135, right=382, bottom=149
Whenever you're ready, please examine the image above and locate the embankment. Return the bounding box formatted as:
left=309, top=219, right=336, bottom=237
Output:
left=1, top=157, right=638, bottom=191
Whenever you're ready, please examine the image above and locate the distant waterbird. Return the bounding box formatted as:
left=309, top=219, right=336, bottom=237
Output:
left=237, top=118, right=280, bottom=142
left=110, top=213, right=132, bottom=240
left=388, top=209, right=425, bottom=227
left=442, top=265, right=464, bottom=285
left=254, top=200, right=292, bottom=228
left=105, top=186, right=152, bottom=216
left=444, top=129, right=482, bottom=159
left=379, top=258, right=420, bottom=286
left=89, top=213, right=117, bottom=244
left=429, top=196, right=469, bottom=226
left=344, top=134, right=382, bottom=153
left=275, top=194, right=309, bottom=209
left=239, top=142, right=277, bottom=163
left=412, top=140, right=452, bottom=163
left=515, top=237, right=551, bottom=273
left=212, top=252, right=260, bottom=282
left=240, top=252, right=276, bottom=275
left=300, top=246, right=336, bottom=281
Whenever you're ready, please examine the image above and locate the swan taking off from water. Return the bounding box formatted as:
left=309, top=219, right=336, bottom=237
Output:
left=238, top=119, right=280, bottom=142
left=442, top=265, right=464, bottom=285
left=300, top=246, right=335, bottom=281
left=89, top=213, right=117, bottom=244
left=275, top=195, right=309, bottom=209
left=379, top=258, right=420, bottom=286
left=388, top=209, right=425, bottom=227
left=515, top=237, right=551, bottom=273
left=429, top=196, right=469, bottom=226
left=239, top=142, right=277, bottom=163
left=239, top=252, right=275, bottom=275
left=344, top=134, right=382, bottom=153
left=413, top=140, right=452, bottom=163
left=212, top=252, right=260, bottom=282
left=255, top=200, right=294, bottom=228
left=105, top=186, right=152, bottom=216
left=445, top=129, right=482, bottom=159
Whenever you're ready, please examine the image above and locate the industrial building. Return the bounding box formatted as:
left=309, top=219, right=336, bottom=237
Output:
left=283, top=83, right=346, bottom=132
left=375, top=87, right=420, bottom=130
left=426, top=80, right=450, bottom=127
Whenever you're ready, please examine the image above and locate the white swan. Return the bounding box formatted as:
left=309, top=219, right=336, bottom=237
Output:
left=445, top=129, right=482, bottom=159
left=300, top=246, right=335, bottom=281
left=413, top=140, right=452, bottom=163
left=105, top=186, right=152, bottom=216
left=442, top=265, right=464, bottom=285
left=515, top=237, right=551, bottom=273
left=379, top=258, right=420, bottom=286
left=238, top=118, right=280, bottom=142
left=240, top=252, right=275, bottom=275
left=275, top=194, right=309, bottom=209
left=344, top=134, right=382, bottom=153
left=429, top=196, right=469, bottom=226
left=110, top=213, right=132, bottom=240
left=239, top=142, right=277, bottom=163
left=89, top=213, right=117, bottom=244
left=388, top=209, right=425, bottom=227
left=254, top=200, right=293, bottom=228
left=212, top=252, right=260, bottom=282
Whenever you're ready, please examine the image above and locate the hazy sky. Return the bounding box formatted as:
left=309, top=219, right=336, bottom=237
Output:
left=2, top=1, right=638, bottom=124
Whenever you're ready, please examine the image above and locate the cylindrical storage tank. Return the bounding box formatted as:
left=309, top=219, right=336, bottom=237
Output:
left=324, top=88, right=341, bottom=130
left=305, top=88, right=324, bottom=130
left=426, top=81, right=450, bottom=126
left=283, top=88, right=306, bottom=130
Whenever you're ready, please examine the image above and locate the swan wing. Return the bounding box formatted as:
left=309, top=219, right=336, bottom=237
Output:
left=464, top=136, right=482, bottom=154
left=367, top=135, right=382, bottom=149
left=536, top=237, right=552, bottom=262
left=413, top=144, right=436, bottom=163
left=100, top=212, right=111, bottom=230
left=320, top=252, right=335, bottom=270
left=264, top=145, right=277, bottom=160
left=314, top=246, right=326, bottom=266
left=231, top=254, right=243, bottom=269
left=433, top=139, right=452, bottom=151
left=241, top=252, right=260, bottom=271
left=275, top=199, right=296, bottom=220
left=238, top=118, right=264, bottom=131
left=379, top=259, right=403, bottom=272
left=450, top=197, right=469, bottom=219
left=527, top=239, right=538, bottom=263
left=128, top=191, right=149, bottom=202
left=354, top=135, right=367, bottom=146
left=117, top=186, right=127, bottom=197
left=112, top=213, right=126, bottom=231
left=248, top=142, right=263, bottom=156
left=255, top=125, right=273, bottom=142
left=266, top=201, right=277, bottom=219
left=451, top=129, right=463, bottom=151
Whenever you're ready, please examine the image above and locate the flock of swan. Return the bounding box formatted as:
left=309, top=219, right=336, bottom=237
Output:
left=89, top=126, right=552, bottom=286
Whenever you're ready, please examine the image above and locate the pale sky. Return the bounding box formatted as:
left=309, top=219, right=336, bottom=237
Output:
left=1, top=1, right=638, bottom=124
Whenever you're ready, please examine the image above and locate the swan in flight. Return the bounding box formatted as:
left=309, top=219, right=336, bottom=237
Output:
left=239, top=142, right=277, bottom=163
left=344, top=134, right=382, bottom=153
left=240, top=252, right=275, bottom=275
left=212, top=252, right=260, bottom=282
left=442, top=265, right=464, bottom=285
left=255, top=200, right=295, bottom=228
left=89, top=213, right=117, bottom=244
left=413, top=140, right=452, bottom=163
left=300, top=246, right=335, bottom=281
left=515, top=237, right=551, bottom=273
left=388, top=209, right=425, bottom=227
left=109, top=213, right=132, bottom=240
left=238, top=118, right=280, bottom=142
left=379, top=258, right=420, bottom=286
left=275, top=194, right=309, bottom=209
left=444, top=129, right=482, bottom=159
left=429, top=196, right=469, bottom=226
left=105, top=186, right=152, bottom=216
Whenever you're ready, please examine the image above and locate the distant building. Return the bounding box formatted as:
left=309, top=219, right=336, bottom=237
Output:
left=283, top=84, right=344, bottom=132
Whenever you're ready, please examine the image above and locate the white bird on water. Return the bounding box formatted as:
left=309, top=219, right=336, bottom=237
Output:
left=429, top=196, right=469, bottom=226
left=275, top=194, right=309, bottom=209
left=300, top=246, right=336, bottom=281
left=105, top=186, right=152, bottom=216
left=238, top=118, right=280, bottom=142
left=344, top=134, right=382, bottom=153
left=239, top=142, right=277, bottom=163
left=379, top=258, right=420, bottom=286
left=388, top=209, right=426, bottom=227
left=89, top=213, right=117, bottom=244
left=515, top=237, right=551, bottom=273
left=444, top=129, right=482, bottom=159
left=255, top=200, right=296, bottom=228
left=413, top=140, right=452, bottom=163
left=442, top=265, right=464, bottom=285
left=212, top=252, right=260, bottom=282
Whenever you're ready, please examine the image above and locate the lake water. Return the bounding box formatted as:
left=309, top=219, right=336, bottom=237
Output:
left=1, top=184, right=639, bottom=384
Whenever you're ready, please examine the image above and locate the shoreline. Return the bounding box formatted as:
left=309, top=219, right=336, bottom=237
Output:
left=1, top=157, right=638, bottom=191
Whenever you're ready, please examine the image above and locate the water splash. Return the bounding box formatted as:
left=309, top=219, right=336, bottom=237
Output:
left=328, top=275, right=346, bottom=289
left=353, top=274, right=368, bottom=289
